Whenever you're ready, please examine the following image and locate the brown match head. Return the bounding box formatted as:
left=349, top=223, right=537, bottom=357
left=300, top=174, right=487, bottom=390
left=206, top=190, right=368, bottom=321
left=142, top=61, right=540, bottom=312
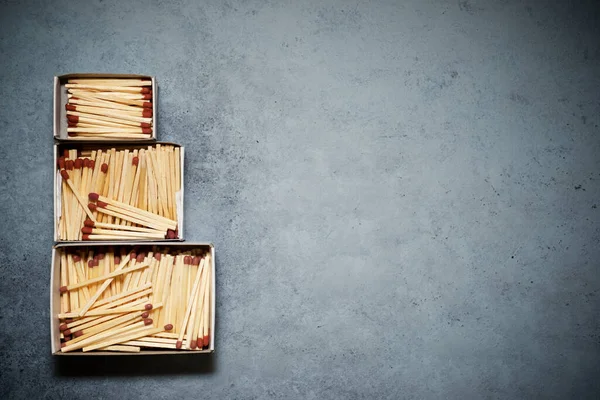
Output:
left=97, top=200, right=108, bottom=208
left=60, top=343, right=66, bottom=348
left=142, top=102, right=152, bottom=109
left=59, top=286, right=67, bottom=293
left=67, top=115, right=79, bottom=123
left=141, top=311, right=149, bottom=319
left=114, top=256, right=121, bottom=264
left=89, top=160, right=95, bottom=170
left=143, top=318, right=153, bottom=326
left=143, top=94, right=152, bottom=100
left=101, top=163, right=108, bottom=173
left=63, top=335, right=71, bottom=342
left=93, top=259, right=99, bottom=267
left=192, top=256, right=200, bottom=266
left=154, top=253, right=162, bottom=261
left=83, top=158, right=90, bottom=168
left=142, top=128, right=152, bottom=135
left=66, top=160, right=74, bottom=170
left=175, top=340, right=182, bottom=349
left=141, top=87, right=151, bottom=94
left=140, top=122, right=151, bottom=128
left=81, top=226, right=93, bottom=234
left=65, top=104, right=76, bottom=111
left=88, top=192, right=100, bottom=201
left=93, top=255, right=99, bottom=262
left=82, top=234, right=90, bottom=241
left=142, top=109, right=152, bottom=118
left=166, top=229, right=176, bottom=239
left=58, top=156, right=66, bottom=169
left=73, top=331, right=83, bottom=338
left=63, top=329, right=72, bottom=336
left=87, top=203, right=97, bottom=211
left=74, top=158, right=83, bottom=169
left=130, top=252, right=136, bottom=260
left=63, top=149, right=69, bottom=158
left=98, top=253, right=105, bottom=260
left=73, top=254, right=81, bottom=262
left=132, top=156, right=139, bottom=166
left=190, top=340, right=197, bottom=350
left=59, top=323, right=68, bottom=332
left=88, top=259, right=94, bottom=267
left=144, top=304, right=153, bottom=311
left=60, top=170, right=69, bottom=180
left=164, top=324, right=173, bottom=331
left=136, top=253, right=145, bottom=263
left=203, top=335, right=209, bottom=347
left=84, top=219, right=95, bottom=228
left=184, top=255, right=191, bottom=265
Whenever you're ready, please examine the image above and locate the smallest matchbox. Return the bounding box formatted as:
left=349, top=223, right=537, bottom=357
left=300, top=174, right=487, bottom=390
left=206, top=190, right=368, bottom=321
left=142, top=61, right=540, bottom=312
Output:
left=54, top=73, right=157, bottom=141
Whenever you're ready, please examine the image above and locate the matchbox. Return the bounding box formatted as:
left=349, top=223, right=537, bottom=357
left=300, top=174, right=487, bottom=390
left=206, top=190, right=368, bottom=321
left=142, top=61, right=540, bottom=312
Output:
left=50, top=242, right=216, bottom=355
left=54, top=73, right=157, bottom=141
left=53, top=142, right=185, bottom=242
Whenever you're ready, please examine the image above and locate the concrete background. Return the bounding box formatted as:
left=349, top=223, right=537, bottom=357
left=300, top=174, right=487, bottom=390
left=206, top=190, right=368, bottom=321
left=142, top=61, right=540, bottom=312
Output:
left=0, top=0, right=599, bottom=398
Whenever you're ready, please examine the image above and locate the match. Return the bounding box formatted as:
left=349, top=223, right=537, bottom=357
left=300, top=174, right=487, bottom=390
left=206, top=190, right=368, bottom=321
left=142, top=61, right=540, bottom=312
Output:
left=57, top=246, right=213, bottom=353
left=57, top=144, right=181, bottom=241
left=63, top=78, right=153, bottom=140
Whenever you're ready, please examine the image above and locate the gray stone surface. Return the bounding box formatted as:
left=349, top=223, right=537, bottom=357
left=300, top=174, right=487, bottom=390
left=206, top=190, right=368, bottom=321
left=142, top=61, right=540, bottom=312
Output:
left=0, top=0, right=599, bottom=398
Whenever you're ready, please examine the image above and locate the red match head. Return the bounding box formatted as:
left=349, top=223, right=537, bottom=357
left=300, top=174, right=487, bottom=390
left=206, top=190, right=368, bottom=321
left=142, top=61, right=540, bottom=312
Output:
left=97, top=201, right=108, bottom=208
left=166, top=229, right=176, bottom=239
left=142, top=102, right=152, bottom=109
left=164, top=324, right=173, bottom=331
left=154, top=253, right=162, bottom=261
left=65, top=104, right=76, bottom=111
left=192, top=256, right=200, bottom=266
left=140, top=122, right=151, bottom=128
left=144, top=304, right=153, bottom=311
left=74, top=158, right=82, bottom=169
left=141, top=311, right=149, bottom=319
left=59, top=286, right=68, bottom=293
left=141, top=87, right=150, bottom=94
left=88, top=192, right=99, bottom=201
left=203, top=335, right=209, bottom=347
left=136, top=253, right=145, bottom=263
left=132, top=157, right=139, bottom=166
left=60, top=170, right=69, bottom=180
left=130, top=252, right=136, bottom=259
left=143, top=318, right=153, bottom=326
left=60, top=343, right=66, bottom=348
left=93, top=259, right=99, bottom=267
left=114, top=256, right=121, bottom=264
left=88, top=259, right=94, bottom=267
left=63, top=329, right=72, bottom=336
left=83, top=158, right=90, bottom=168
left=98, top=253, right=105, bottom=260
left=73, top=255, right=81, bottom=262
left=82, top=234, right=90, bottom=241
left=89, top=160, right=95, bottom=170
left=142, top=128, right=152, bottom=135
left=142, top=109, right=152, bottom=118
left=66, top=160, right=74, bottom=170
left=58, top=157, right=66, bottom=169
left=73, top=331, right=83, bottom=338
left=175, top=340, right=182, bottom=349
left=84, top=219, right=95, bottom=228
left=59, top=323, right=68, bottom=332
left=67, top=115, right=79, bottom=123
left=101, top=163, right=108, bottom=173
left=184, top=256, right=191, bottom=265
left=63, top=149, right=69, bottom=158
left=81, top=226, right=92, bottom=234
left=63, top=335, right=71, bottom=342
left=87, top=203, right=97, bottom=211
left=143, top=94, right=152, bottom=100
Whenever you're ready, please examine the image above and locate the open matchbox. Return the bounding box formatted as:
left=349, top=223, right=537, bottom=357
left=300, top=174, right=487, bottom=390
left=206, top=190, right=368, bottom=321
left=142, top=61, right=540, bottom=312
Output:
left=50, top=242, right=216, bottom=355
left=53, top=142, right=185, bottom=242
left=54, top=73, right=157, bottom=141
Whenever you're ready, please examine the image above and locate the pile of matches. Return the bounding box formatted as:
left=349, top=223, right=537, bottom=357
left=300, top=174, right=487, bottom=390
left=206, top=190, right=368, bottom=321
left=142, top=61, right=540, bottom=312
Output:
left=57, top=144, right=180, bottom=241
left=65, top=78, right=153, bottom=140
left=58, top=246, right=212, bottom=353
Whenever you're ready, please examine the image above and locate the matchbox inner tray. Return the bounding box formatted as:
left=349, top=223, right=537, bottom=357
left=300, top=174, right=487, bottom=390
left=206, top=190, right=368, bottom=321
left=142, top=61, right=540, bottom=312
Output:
left=54, top=73, right=158, bottom=141
left=50, top=242, right=215, bottom=355
left=53, top=142, right=184, bottom=243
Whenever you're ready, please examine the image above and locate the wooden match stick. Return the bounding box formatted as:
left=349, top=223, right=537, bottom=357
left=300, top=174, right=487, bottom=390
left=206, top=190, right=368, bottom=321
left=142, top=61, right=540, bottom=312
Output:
left=60, top=262, right=147, bottom=293
left=65, top=84, right=151, bottom=93
left=59, top=170, right=95, bottom=221
left=65, top=104, right=152, bottom=122
left=83, top=219, right=163, bottom=234
left=81, top=227, right=165, bottom=239
left=102, top=345, right=141, bottom=353
left=175, top=256, right=206, bottom=349
left=89, top=193, right=177, bottom=227
left=82, top=326, right=162, bottom=352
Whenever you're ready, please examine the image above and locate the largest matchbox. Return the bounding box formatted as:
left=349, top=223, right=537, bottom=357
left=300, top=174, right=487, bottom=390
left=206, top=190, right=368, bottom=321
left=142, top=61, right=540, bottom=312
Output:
left=53, top=142, right=185, bottom=242
left=50, top=242, right=216, bottom=355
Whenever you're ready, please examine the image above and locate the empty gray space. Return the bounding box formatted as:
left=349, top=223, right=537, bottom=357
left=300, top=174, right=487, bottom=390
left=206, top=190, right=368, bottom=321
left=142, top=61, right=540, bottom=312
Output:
left=0, top=0, right=598, bottom=398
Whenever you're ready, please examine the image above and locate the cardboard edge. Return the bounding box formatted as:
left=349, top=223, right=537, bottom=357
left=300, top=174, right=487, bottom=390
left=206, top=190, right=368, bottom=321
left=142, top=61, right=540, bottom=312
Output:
left=53, top=145, right=58, bottom=241
left=50, top=248, right=61, bottom=354
left=210, top=243, right=215, bottom=352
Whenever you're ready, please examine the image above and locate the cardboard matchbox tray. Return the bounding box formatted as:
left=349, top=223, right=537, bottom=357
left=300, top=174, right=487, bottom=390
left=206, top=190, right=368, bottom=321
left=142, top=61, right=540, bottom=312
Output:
left=50, top=242, right=216, bottom=355
left=53, top=142, right=185, bottom=243
left=54, top=73, right=157, bottom=141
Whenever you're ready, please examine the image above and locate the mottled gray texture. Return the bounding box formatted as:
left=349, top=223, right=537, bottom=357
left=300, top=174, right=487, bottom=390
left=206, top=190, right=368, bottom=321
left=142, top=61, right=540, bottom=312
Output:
left=0, top=0, right=599, bottom=398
